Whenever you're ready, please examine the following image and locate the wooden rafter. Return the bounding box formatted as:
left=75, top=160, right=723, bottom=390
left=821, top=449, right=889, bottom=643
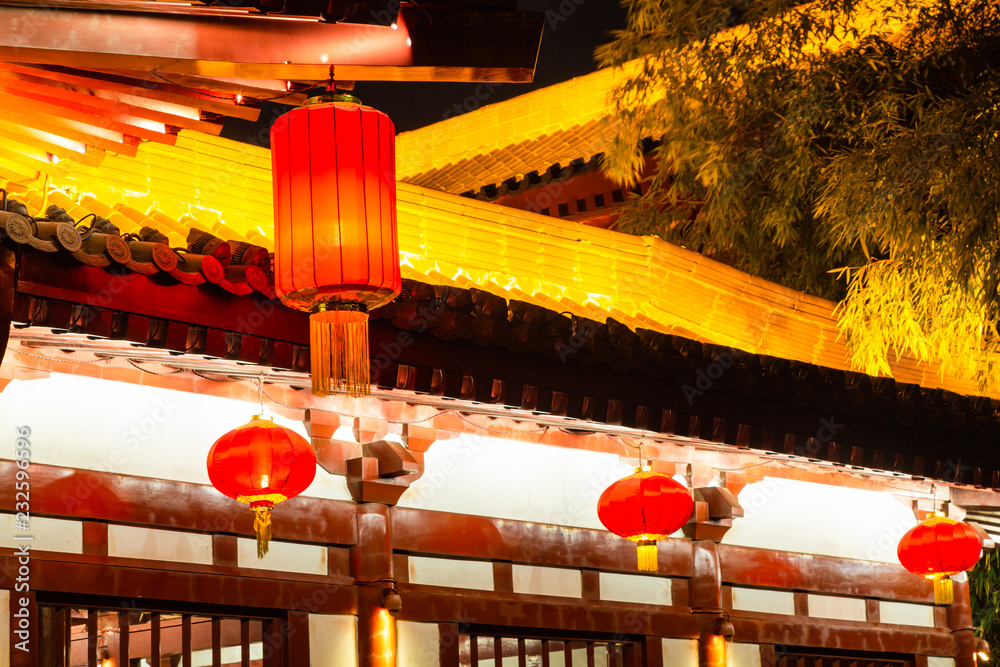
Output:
left=0, top=66, right=225, bottom=136
left=19, top=65, right=264, bottom=121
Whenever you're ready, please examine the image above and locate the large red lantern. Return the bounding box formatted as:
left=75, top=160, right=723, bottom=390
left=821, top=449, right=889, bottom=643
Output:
left=271, top=94, right=401, bottom=397
left=598, top=466, right=694, bottom=571
left=897, top=513, right=982, bottom=604
left=207, top=416, right=317, bottom=558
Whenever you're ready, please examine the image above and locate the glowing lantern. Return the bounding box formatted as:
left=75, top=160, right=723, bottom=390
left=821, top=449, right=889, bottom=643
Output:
left=897, top=513, right=982, bottom=604
left=598, top=466, right=694, bottom=571
left=271, top=93, right=401, bottom=397
left=207, top=416, right=317, bottom=558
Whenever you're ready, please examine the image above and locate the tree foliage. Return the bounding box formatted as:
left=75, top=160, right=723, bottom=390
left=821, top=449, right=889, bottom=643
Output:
left=597, top=0, right=1000, bottom=387
left=972, top=550, right=1000, bottom=664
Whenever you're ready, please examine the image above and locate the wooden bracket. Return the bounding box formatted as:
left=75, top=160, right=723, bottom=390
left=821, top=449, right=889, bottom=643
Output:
left=346, top=439, right=425, bottom=505
left=682, top=486, right=744, bottom=542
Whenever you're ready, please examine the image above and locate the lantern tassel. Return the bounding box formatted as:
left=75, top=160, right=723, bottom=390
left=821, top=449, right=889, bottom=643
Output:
left=933, top=575, right=954, bottom=605
left=637, top=540, right=658, bottom=572
left=253, top=506, right=272, bottom=559
left=310, top=307, right=370, bottom=398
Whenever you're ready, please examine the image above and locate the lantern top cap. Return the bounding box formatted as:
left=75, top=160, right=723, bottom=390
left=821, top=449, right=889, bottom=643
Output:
left=303, top=92, right=362, bottom=108
left=250, top=414, right=274, bottom=422
left=635, top=464, right=653, bottom=473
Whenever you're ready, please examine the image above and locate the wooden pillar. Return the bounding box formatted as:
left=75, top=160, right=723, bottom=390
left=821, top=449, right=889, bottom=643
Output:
left=353, top=503, right=396, bottom=667
left=689, top=541, right=726, bottom=667
left=947, top=577, right=976, bottom=667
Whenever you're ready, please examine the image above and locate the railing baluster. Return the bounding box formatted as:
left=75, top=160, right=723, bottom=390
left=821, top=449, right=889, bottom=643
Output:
left=241, top=618, right=252, bottom=667
left=182, top=614, right=193, bottom=667
left=542, top=638, right=551, bottom=667
left=212, top=617, right=222, bottom=667
left=470, top=634, right=480, bottom=666
left=518, top=637, right=527, bottom=667
left=150, top=613, right=161, bottom=667
left=87, top=609, right=98, bottom=667
left=586, top=642, right=596, bottom=667
left=495, top=636, right=504, bottom=666
left=118, top=610, right=130, bottom=666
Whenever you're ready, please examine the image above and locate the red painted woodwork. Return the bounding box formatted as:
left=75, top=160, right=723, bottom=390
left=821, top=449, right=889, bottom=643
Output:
left=390, top=505, right=695, bottom=576
left=0, top=461, right=357, bottom=546
left=898, top=515, right=982, bottom=576
left=597, top=467, right=693, bottom=571
left=271, top=100, right=400, bottom=315
left=719, top=543, right=936, bottom=603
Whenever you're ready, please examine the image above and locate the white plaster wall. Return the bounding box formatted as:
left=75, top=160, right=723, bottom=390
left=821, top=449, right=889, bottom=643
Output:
left=398, top=434, right=633, bottom=529
left=0, top=374, right=351, bottom=501
left=662, top=638, right=698, bottom=667
left=1, top=588, right=9, bottom=666
left=236, top=538, right=327, bottom=575
left=599, top=572, right=671, bottom=605
left=724, top=477, right=917, bottom=563
left=0, top=513, right=82, bottom=554
left=310, top=615, right=357, bottom=667
left=728, top=643, right=762, bottom=667
left=879, top=601, right=935, bottom=627
left=928, top=658, right=957, bottom=667
left=408, top=556, right=494, bottom=591
left=397, top=620, right=439, bottom=667
left=807, top=595, right=867, bottom=622
left=109, top=525, right=213, bottom=565
left=512, top=564, right=581, bottom=597
left=731, top=587, right=795, bottom=616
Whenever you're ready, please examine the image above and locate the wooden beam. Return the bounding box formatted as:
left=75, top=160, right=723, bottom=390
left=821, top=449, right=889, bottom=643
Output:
left=0, top=68, right=225, bottom=135
left=0, top=460, right=358, bottom=547
left=0, top=79, right=178, bottom=145
left=0, top=103, right=136, bottom=156
left=0, top=5, right=541, bottom=83
left=20, top=65, right=262, bottom=121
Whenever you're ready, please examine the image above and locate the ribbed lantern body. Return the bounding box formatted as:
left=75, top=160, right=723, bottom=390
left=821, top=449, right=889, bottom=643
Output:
left=897, top=514, right=982, bottom=604
left=207, top=417, right=317, bottom=557
left=271, top=101, right=401, bottom=397
left=598, top=467, right=694, bottom=571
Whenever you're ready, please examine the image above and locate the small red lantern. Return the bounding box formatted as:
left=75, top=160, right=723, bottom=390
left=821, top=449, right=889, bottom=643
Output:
left=271, top=93, right=401, bottom=398
left=207, top=416, right=317, bottom=558
left=598, top=466, right=694, bottom=571
left=897, top=513, right=982, bottom=604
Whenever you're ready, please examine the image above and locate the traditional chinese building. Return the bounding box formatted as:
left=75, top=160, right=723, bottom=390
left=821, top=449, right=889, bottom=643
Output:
left=0, top=2, right=998, bottom=666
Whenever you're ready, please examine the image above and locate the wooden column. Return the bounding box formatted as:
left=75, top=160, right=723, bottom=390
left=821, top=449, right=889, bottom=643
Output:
left=353, top=503, right=396, bottom=667
left=690, top=541, right=726, bottom=667
left=947, top=578, right=976, bottom=667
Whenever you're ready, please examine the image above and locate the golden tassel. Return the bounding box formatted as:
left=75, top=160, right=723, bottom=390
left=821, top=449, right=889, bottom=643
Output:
left=310, top=306, right=370, bottom=397
left=932, top=575, right=954, bottom=605
left=253, top=506, right=272, bottom=559
left=637, top=541, right=658, bottom=572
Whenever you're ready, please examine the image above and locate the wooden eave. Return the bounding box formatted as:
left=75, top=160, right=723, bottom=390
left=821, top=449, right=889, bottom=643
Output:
left=3, top=241, right=1000, bottom=488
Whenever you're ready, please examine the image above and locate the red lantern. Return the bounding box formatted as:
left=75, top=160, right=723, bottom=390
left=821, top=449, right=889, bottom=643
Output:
left=207, top=416, right=317, bottom=558
left=897, top=513, right=982, bottom=604
left=598, top=466, right=694, bottom=571
left=271, top=94, right=401, bottom=397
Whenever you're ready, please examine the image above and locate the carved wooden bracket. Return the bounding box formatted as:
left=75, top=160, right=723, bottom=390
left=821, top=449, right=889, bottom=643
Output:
left=682, top=486, right=744, bottom=542
left=346, top=439, right=425, bottom=505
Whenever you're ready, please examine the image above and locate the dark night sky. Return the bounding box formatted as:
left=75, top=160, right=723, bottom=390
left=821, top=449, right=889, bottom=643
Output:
left=222, top=1, right=627, bottom=142
left=355, top=0, right=628, bottom=132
